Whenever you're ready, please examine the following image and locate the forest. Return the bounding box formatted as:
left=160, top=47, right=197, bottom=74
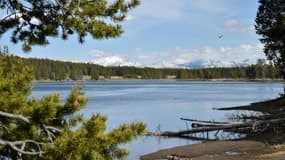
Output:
left=0, top=47, right=281, bottom=81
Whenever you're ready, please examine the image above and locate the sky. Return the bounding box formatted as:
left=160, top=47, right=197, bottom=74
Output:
left=0, top=0, right=265, bottom=68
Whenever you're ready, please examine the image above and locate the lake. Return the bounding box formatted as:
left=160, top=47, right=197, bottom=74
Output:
left=31, top=80, right=283, bottom=159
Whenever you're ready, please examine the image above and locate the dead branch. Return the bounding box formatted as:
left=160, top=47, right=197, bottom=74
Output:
left=0, top=110, right=63, bottom=156
left=0, top=111, right=30, bottom=124
left=0, top=139, right=45, bottom=156
left=45, top=126, right=62, bottom=133
left=41, top=124, right=62, bottom=143
left=150, top=118, right=285, bottom=138
left=180, top=118, right=229, bottom=124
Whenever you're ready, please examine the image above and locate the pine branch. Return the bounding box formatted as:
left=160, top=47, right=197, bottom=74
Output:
left=45, top=125, right=62, bottom=133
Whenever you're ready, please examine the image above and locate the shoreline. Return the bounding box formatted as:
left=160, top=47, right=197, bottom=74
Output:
left=140, top=95, right=285, bottom=160
left=176, top=78, right=284, bottom=82
left=140, top=140, right=264, bottom=160
left=32, top=78, right=283, bottom=83
left=140, top=140, right=285, bottom=160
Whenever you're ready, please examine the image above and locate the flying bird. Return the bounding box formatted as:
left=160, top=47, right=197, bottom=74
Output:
left=218, top=35, right=223, bottom=39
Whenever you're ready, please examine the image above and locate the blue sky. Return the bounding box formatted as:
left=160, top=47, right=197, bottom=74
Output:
left=0, top=0, right=265, bottom=68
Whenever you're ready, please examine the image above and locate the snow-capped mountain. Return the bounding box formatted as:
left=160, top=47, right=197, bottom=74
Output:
left=179, top=59, right=251, bottom=69
left=91, top=55, right=253, bottom=69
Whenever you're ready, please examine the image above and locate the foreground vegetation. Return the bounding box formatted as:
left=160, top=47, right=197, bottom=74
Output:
left=0, top=51, right=145, bottom=160
left=0, top=0, right=148, bottom=159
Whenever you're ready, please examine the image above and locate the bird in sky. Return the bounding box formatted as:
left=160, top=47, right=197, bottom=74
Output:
left=218, top=35, right=223, bottom=39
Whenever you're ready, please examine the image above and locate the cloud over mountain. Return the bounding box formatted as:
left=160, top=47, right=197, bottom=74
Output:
left=88, top=43, right=265, bottom=68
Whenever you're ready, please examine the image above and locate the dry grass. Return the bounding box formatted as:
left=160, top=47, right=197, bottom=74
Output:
left=259, top=151, right=285, bottom=158
left=258, top=144, right=285, bottom=159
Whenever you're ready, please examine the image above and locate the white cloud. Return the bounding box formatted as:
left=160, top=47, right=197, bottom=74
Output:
left=224, top=19, right=255, bottom=34
left=133, top=0, right=185, bottom=20
left=125, top=15, right=135, bottom=21
left=88, top=44, right=265, bottom=68
left=88, top=48, right=140, bottom=67
left=133, top=0, right=226, bottom=21
left=134, top=44, right=265, bottom=68
left=225, top=19, right=240, bottom=27
left=240, top=44, right=253, bottom=51
left=135, top=48, right=143, bottom=52
left=88, top=49, right=105, bottom=57
left=92, top=55, right=137, bottom=66
left=220, top=46, right=232, bottom=53
left=189, top=0, right=226, bottom=13
left=148, top=61, right=179, bottom=68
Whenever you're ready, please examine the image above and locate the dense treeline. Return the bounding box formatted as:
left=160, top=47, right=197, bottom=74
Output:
left=24, top=57, right=102, bottom=80
left=0, top=48, right=281, bottom=81
left=175, top=59, right=280, bottom=80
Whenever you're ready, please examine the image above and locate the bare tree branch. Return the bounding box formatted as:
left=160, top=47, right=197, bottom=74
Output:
left=45, top=126, right=62, bottom=133
left=0, top=111, right=30, bottom=124
left=0, top=111, right=65, bottom=156
left=0, top=12, right=20, bottom=22
left=41, top=124, right=62, bottom=143
left=41, top=124, right=54, bottom=143
left=0, top=139, right=44, bottom=156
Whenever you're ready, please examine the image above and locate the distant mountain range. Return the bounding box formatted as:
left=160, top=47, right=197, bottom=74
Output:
left=178, top=59, right=251, bottom=69
left=90, top=57, right=253, bottom=69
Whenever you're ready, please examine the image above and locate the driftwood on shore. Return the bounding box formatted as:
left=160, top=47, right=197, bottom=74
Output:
left=148, top=117, right=285, bottom=139
left=147, top=96, right=285, bottom=140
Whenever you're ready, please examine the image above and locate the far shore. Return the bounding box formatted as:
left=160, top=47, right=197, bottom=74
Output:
left=32, top=78, right=284, bottom=83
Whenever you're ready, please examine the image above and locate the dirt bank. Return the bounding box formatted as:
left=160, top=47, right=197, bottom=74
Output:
left=140, top=140, right=285, bottom=160
left=140, top=140, right=267, bottom=160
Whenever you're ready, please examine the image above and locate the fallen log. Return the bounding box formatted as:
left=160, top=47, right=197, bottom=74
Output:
left=180, top=118, right=243, bottom=128
left=191, top=122, right=241, bottom=128
left=150, top=118, right=285, bottom=138
left=180, top=118, right=229, bottom=124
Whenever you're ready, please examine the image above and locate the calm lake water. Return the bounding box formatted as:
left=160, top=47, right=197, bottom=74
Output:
left=31, top=80, right=283, bottom=159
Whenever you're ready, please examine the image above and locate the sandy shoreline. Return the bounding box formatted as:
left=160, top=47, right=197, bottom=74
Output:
left=140, top=140, right=285, bottom=160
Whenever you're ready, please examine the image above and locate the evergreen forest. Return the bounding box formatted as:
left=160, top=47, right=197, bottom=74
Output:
left=0, top=48, right=280, bottom=81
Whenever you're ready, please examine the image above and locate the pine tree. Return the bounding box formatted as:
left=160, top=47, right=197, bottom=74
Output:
left=255, top=0, right=285, bottom=80
left=0, top=0, right=140, bottom=52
